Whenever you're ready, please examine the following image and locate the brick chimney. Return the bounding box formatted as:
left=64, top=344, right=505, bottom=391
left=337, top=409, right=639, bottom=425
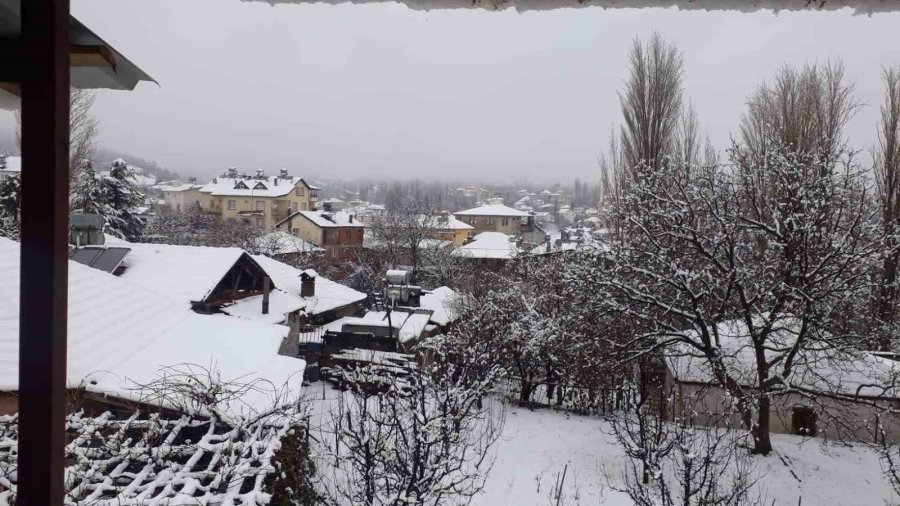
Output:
left=300, top=271, right=316, bottom=298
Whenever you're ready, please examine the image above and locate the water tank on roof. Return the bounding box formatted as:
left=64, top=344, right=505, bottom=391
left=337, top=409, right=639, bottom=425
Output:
left=385, top=269, right=410, bottom=286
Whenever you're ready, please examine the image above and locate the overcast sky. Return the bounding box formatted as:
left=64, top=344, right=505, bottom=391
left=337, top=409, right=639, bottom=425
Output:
left=2, top=1, right=900, bottom=183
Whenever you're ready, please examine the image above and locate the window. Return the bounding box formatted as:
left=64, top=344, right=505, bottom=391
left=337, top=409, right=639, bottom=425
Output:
left=501, top=217, right=509, bottom=226
left=792, top=406, right=818, bottom=437
left=296, top=186, right=305, bottom=196
left=227, top=200, right=236, bottom=210
left=470, top=217, right=478, bottom=225
left=302, top=202, right=308, bottom=211
left=176, top=203, right=181, bottom=212
left=290, top=201, right=298, bottom=212
left=345, top=230, right=351, bottom=238
left=255, top=200, right=265, bottom=211
left=486, top=217, right=495, bottom=225
left=254, top=216, right=264, bottom=228
left=292, top=228, right=300, bottom=236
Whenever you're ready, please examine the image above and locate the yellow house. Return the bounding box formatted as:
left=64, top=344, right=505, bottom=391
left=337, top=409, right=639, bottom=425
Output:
left=423, top=212, right=474, bottom=247
left=197, top=168, right=318, bottom=229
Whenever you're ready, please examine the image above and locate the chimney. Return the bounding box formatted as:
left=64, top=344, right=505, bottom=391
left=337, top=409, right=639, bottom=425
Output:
left=544, top=234, right=551, bottom=253
left=300, top=272, right=316, bottom=298
left=227, top=167, right=238, bottom=178
left=256, top=168, right=264, bottom=179
left=280, top=168, right=289, bottom=178
left=349, top=214, right=354, bottom=223
left=262, top=275, right=271, bottom=315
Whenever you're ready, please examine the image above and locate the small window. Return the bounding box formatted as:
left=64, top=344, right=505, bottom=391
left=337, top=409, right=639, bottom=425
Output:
left=256, top=200, right=265, bottom=211
left=290, top=201, right=298, bottom=212
left=345, top=230, right=351, bottom=238
left=792, top=406, right=818, bottom=437
left=302, top=202, right=308, bottom=211
left=502, top=217, right=509, bottom=226
left=296, top=186, right=305, bottom=197
left=254, top=216, right=264, bottom=228
left=292, top=228, right=300, bottom=236
left=486, top=217, right=495, bottom=225
left=227, top=200, right=236, bottom=210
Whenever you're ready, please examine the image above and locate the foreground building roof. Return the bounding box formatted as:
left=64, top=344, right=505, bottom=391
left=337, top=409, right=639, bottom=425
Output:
left=243, top=0, right=898, bottom=14
left=0, top=238, right=304, bottom=413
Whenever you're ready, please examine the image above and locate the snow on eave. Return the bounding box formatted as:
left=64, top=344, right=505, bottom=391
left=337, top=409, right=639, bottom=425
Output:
left=243, top=0, right=900, bottom=14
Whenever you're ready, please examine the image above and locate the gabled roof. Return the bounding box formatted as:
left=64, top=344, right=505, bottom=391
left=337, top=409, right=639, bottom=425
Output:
left=199, top=175, right=312, bottom=198
left=453, top=232, right=519, bottom=259
left=251, top=255, right=367, bottom=315
left=0, top=238, right=303, bottom=412
left=423, top=214, right=474, bottom=231
left=454, top=203, right=531, bottom=218
left=106, top=237, right=258, bottom=305
left=290, top=210, right=364, bottom=228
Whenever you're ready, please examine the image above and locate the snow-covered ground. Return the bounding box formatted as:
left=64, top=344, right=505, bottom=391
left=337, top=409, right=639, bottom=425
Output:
left=306, top=384, right=896, bottom=505
left=476, top=406, right=896, bottom=506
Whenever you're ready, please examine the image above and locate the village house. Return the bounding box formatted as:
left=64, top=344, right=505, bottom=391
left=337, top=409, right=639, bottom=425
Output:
left=423, top=211, right=474, bottom=247
left=454, top=199, right=545, bottom=244
left=158, top=180, right=203, bottom=212
left=452, top=231, right=519, bottom=269
left=275, top=209, right=365, bottom=262
left=648, top=318, right=900, bottom=443
left=194, top=167, right=319, bottom=229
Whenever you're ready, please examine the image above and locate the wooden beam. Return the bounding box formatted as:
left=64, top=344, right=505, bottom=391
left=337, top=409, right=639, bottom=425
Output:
left=70, top=45, right=116, bottom=68
left=0, top=41, right=114, bottom=83
left=18, top=0, right=70, bottom=505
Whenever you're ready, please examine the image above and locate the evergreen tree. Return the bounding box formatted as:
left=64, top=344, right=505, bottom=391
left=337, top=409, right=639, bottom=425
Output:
left=70, top=161, right=102, bottom=215
left=100, top=159, right=145, bottom=241
left=0, top=175, right=21, bottom=239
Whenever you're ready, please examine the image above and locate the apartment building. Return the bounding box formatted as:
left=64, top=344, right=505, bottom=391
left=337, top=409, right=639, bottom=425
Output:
left=194, top=168, right=318, bottom=228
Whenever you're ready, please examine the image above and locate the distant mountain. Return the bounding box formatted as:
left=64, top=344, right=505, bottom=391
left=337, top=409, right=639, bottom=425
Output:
left=94, top=149, right=181, bottom=183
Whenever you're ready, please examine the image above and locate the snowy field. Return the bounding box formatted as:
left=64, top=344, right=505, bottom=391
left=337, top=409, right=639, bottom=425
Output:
left=305, top=384, right=897, bottom=505
left=475, top=406, right=897, bottom=506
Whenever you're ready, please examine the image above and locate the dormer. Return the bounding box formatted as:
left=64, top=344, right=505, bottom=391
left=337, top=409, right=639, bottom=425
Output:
left=233, top=180, right=249, bottom=190
left=253, top=181, right=268, bottom=190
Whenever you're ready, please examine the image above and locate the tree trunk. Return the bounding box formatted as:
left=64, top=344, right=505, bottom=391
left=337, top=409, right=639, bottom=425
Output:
left=751, top=395, right=773, bottom=455
left=518, top=381, right=534, bottom=407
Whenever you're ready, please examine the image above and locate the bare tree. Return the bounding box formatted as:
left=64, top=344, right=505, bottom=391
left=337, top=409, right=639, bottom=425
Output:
left=873, top=65, right=900, bottom=350
left=740, top=61, right=860, bottom=168
left=611, top=386, right=760, bottom=506
left=319, top=354, right=504, bottom=506
left=597, top=141, right=880, bottom=455
left=368, top=200, right=433, bottom=281
left=619, top=32, right=685, bottom=174
left=16, top=88, right=98, bottom=182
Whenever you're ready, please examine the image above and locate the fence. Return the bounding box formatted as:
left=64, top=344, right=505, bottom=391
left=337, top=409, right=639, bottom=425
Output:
left=497, top=377, right=629, bottom=416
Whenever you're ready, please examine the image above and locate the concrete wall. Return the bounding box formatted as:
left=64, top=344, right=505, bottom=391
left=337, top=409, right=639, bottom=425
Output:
left=669, top=378, right=900, bottom=443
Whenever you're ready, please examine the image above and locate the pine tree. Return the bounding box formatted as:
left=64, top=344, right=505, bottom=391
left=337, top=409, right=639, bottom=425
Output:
left=0, top=175, right=21, bottom=239
left=99, top=160, right=145, bottom=241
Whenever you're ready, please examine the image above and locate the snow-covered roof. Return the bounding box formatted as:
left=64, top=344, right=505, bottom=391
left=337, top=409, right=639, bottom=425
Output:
left=157, top=181, right=202, bottom=192
left=293, top=210, right=364, bottom=228
left=423, top=214, right=473, bottom=230
left=251, top=255, right=367, bottom=315
left=199, top=175, right=309, bottom=198
left=0, top=238, right=304, bottom=413
left=666, top=317, right=900, bottom=399
left=0, top=156, right=20, bottom=173
left=339, top=310, right=433, bottom=343
left=252, top=231, right=324, bottom=255
left=419, top=286, right=458, bottom=326
left=106, top=237, right=251, bottom=306
left=454, top=203, right=531, bottom=218
left=221, top=289, right=306, bottom=325
left=453, top=232, right=519, bottom=260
